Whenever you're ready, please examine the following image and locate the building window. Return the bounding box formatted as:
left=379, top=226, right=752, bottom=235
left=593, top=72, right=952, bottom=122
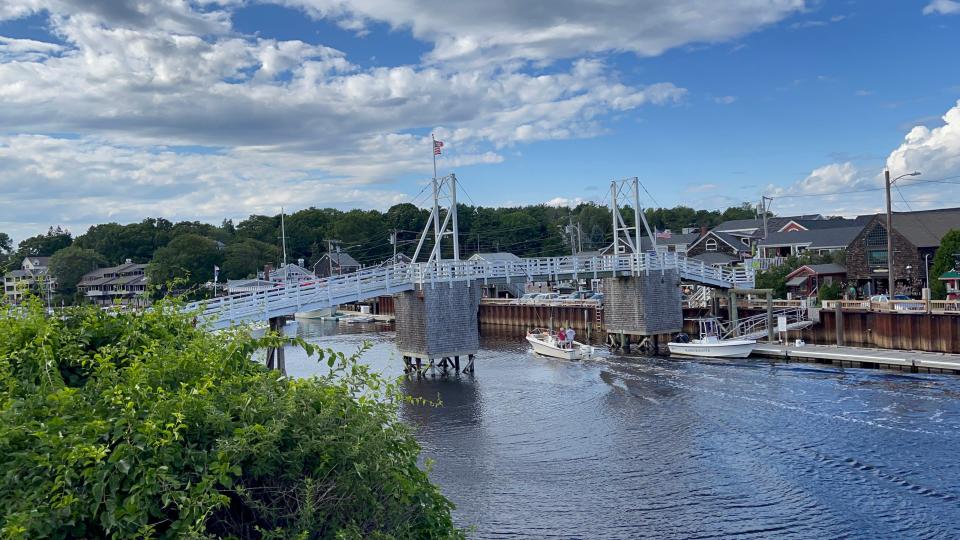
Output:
left=740, top=237, right=750, bottom=246
left=868, top=250, right=888, bottom=266
left=865, top=225, right=887, bottom=247
left=705, top=239, right=718, bottom=252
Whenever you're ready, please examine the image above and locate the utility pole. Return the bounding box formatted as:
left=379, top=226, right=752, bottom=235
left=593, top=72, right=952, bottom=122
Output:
left=389, top=230, right=397, bottom=265
left=566, top=214, right=577, bottom=256
left=760, top=196, right=772, bottom=240
left=885, top=169, right=894, bottom=296
left=327, top=239, right=340, bottom=277
left=882, top=170, right=920, bottom=295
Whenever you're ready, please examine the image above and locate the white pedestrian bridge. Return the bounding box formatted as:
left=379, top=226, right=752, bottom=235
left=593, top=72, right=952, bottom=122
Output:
left=186, top=253, right=755, bottom=330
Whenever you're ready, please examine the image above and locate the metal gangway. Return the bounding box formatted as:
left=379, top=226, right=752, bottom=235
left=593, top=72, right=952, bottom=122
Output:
left=724, top=307, right=812, bottom=341
left=186, top=252, right=755, bottom=330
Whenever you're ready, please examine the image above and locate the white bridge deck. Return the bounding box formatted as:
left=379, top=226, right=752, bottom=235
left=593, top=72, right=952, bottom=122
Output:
left=187, top=253, right=755, bottom=330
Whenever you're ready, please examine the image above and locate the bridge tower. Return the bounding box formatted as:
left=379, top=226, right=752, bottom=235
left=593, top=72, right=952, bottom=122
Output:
left=396, top=173, right=480, bottom=374
left=604, top=178, right=683, bottom=352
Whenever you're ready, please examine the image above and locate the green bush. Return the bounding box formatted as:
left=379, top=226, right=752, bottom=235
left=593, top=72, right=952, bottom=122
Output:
left=0, top=299, right=462, bottom=539
left=817, top=281, right=842, bottom=301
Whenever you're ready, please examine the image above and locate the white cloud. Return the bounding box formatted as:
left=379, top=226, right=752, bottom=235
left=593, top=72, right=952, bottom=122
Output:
left=279, top=0, right=806, bottom=65
left=714, top=95, right=737, bottom=105
left=923, top=0, right=960, bottom=15
left=544, top=196, right=586, bottom=208
left=0, top=134, right=414, bottom=241
left=0, top=0, right=807, bottom=238
left=686, top=183, right=720, bottom=193
left=767, top=100, right=960, bottom=216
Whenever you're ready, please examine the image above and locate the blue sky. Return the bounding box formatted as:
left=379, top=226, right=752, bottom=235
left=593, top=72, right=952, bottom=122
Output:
left=0, top=0, right=959, bottom=242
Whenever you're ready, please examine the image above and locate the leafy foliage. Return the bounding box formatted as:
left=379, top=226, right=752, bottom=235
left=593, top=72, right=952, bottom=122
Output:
left=930, top=229, right=960, bottom=299
left=24, top=201, right=761, bottom=291
left=148, top=234, right=224, bottom=292
left=49, top=245, right=109, bottom=303
left=754, top=252, right=843, bottom=298
left=0, top=300, right=462, bottom=539
left=15, top=226, right=73, bottom=257
left=817, top=281, right=842, bottom=301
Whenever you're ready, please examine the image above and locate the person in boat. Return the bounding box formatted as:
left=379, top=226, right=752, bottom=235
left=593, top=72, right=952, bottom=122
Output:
left=565, top=327, right=576, bottom=349
left=557, top=327, right=566, bottom=348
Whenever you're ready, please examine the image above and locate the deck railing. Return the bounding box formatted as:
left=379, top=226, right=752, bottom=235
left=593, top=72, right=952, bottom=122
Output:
left=822, top=299, right=960, bottom=314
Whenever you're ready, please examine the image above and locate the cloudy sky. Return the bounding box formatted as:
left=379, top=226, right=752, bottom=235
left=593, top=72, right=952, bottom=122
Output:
left=1, top=0, right=959, bottom=242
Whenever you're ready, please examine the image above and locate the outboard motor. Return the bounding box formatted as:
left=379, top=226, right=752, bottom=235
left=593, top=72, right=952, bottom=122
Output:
left=674, top=332, right=690, bottom=344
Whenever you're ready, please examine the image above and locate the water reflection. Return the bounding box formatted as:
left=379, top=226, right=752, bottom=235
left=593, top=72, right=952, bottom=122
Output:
left=282, top=320, right=960, bottom=539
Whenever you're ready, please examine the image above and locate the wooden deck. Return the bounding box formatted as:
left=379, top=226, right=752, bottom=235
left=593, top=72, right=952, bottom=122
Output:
left=753, top=343, right=960, bottom=374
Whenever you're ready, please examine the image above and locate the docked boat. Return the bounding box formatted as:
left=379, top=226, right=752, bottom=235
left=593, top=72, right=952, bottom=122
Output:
left=668, top=318, right=756, bottom=359
left=342, top=315, right=376, bottom=324
left=526, top=329, right=595, bottom=360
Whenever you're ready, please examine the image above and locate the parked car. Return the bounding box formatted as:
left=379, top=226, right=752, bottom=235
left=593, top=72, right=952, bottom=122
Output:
left=869, top=294, right=924, bottom=311
left=566, top=290, right=594, bottom=300
left=536, top=293, right=561, bottom=301
left=589, top=292, right=604, bottom=303
left=519, top=293, right=540, bottom=304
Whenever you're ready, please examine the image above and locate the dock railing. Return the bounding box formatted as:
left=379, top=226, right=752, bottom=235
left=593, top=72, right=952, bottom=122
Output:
left=822, top=299, right=960, bottom=314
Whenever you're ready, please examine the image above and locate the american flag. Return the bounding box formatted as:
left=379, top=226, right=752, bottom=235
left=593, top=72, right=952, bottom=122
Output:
left=433, top=140, right=444, bottom=155
left=655, top=229, right=672, bottom=239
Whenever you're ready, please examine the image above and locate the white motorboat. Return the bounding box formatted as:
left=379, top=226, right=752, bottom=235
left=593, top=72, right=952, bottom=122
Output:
left=526, top=329, right=594, bottom=360
left=342, top=315, right=376, bottom=324
left=668, top=319, right=756, bottom=359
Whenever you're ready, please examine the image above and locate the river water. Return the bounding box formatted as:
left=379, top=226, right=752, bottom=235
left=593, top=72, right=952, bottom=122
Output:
left=283, top=319, right=960, bottom=539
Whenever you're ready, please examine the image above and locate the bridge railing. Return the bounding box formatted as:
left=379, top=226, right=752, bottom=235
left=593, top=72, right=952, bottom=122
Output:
left=187, top=252, right=754, bottom=326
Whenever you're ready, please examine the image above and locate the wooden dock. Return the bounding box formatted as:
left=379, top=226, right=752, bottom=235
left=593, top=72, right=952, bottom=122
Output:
left=753, top=343, right=960, bottom=374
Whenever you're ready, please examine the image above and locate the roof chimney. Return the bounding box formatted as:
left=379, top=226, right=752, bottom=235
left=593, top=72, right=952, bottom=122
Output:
left=699, top=225, right=708, bottom=238
left=297, top=258, right=304, bottom=267
left=125, top=258, right=132, bottom=264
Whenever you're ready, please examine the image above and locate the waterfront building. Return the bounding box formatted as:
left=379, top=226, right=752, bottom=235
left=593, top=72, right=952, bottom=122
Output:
left=639, top=231, right=700, bottom=254
left=468, top=252, right=524, bottom=297
left=686, top=214, right=829, bottom=262
left=941, top=270, right=960, bottom=300
left=783, top=263, right=848, bottom=298
left=845, top=207, right=960, bottom=295
left=77, top=259, right=149, bottom=308
left=3, top=256, right=55, bottom=304
left=756, top=224, right=864, bottom=259
left=315, top=252, right=361, bottom=277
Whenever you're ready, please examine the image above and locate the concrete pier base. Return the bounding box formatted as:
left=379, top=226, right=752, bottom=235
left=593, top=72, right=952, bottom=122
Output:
left=396, top=281, right=482, bottom=373
left=603, top=270, right=683, bottom=352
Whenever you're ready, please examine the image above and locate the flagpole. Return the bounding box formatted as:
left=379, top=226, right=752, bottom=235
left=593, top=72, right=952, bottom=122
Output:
left=431, top=133, right=438, bottom=179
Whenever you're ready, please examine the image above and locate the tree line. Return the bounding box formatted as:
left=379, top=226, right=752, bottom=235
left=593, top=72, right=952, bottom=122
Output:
left=1, top=202, right=759, bottom=303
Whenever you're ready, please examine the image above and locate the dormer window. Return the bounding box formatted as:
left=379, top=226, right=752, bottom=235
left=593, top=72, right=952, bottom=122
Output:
left=705, top=238, right=718, bottom=252
left=741, top=237, right=750, bottom=246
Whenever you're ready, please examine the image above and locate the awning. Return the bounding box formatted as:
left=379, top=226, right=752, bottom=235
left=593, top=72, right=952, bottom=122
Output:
left=785, top=275, right=807, bottom=287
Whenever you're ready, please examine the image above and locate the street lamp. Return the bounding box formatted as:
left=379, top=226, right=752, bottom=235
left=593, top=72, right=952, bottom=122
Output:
left=884, top=170, right=921, bottom=296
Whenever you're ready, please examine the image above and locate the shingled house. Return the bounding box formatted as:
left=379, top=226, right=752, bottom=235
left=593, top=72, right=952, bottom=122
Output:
left=686, top=214, right=829, bottom=263
left=77, top=259, right=149, bottom=308
left=846, top=207, right=960, bottom=295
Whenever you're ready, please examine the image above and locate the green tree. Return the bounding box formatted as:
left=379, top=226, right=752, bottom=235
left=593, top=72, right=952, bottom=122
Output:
left=0, top=300, right=463, bottom=538
left=48, top=246, right=108, bottom=304
left=930, top=229, right=960, bottom=299
left=76, top=218, right=174, bottom=264
left=0, top=232, right=11, bottom=254
left=16, top=226, right=72, bottom=257
left=222, top=238, right=279, bottom=279
left=148, top=234, right=223, bottom=290
left=818, top=281, right=842, bottom=301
